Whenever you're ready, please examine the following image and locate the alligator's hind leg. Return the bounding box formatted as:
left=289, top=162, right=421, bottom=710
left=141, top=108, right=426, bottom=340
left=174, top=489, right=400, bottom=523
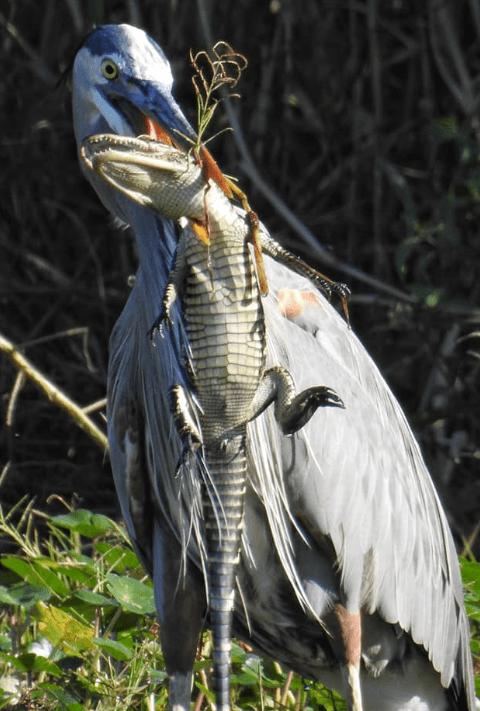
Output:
left=170, top=383, right=202, bottom=451
left=249, top=365, right=344, bottom=435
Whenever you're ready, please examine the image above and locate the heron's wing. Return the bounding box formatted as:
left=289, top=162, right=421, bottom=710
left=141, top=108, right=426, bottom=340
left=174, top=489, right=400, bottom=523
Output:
left=107, top=213, right=207, bottom=579
left=248, top=255, right=473, bottom=699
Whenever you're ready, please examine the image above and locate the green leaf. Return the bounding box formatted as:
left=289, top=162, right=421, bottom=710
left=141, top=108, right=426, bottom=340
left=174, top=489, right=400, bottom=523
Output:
left=32, top=682, right=82, bottom=709
left=106, top=573, right=156, bottom=615
left=0, top=651, right=61, bottom=676
left=148, top=668, right=168, bottom=684
left=460, top=558, right=480, bottom=596
left=0, top=633, right=12, bottom=653
left=93, top=637, right=133, bottom=661
left=52, top=510, right=113, bottom=538
left=465, top=600, right=480, bottom=622
left=0, top=650, right=29, bottom=671
left=0, top=585, right=18, bottom=605
left=35, top=602, right=94, bottom=653
left=2, top=582, right=51, bottom=608
left=73, top=590, right=116, bottom=606
left=1, top=558, right=69, bottom=597
left=16, top=652, right=62, bottom=676
left=44, top=562, right=96, bottom=586
left=94, top=541, right=140, bottom=573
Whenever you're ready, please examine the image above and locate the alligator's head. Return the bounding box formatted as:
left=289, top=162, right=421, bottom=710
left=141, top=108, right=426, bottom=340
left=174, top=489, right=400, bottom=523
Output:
left=81, top=135, right=210, bottom=225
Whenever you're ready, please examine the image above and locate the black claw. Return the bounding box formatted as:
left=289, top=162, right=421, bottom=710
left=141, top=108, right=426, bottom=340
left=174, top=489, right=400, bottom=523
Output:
left=323, top=388, right=345, bottom=409
left=334, top=282, right=351, bottom=299
left=309, top=386, right=344, bottom=409
left=147, top=310, right=171, bottom=340
left=281, top=385, right=345, bottom=435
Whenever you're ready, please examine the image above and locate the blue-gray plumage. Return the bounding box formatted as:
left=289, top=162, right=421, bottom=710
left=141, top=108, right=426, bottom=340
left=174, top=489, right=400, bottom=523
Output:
left=71, top=23, right=475, bottom=711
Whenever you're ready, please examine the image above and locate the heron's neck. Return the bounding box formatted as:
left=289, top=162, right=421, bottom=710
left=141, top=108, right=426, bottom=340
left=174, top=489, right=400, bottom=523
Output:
left=128, top=206, right=177, bottom=300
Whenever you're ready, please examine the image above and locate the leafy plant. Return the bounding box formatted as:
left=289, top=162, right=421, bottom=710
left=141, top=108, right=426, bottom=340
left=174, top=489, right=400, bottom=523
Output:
left=189, top=41, right=248, bottom=152
left=0, top=501, right=351, bottom=710
left=0, top=501, right=161, bottom=710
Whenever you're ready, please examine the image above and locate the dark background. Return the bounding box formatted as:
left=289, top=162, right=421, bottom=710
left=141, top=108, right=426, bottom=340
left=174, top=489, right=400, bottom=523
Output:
left=1, top=0, right=479, bottom=555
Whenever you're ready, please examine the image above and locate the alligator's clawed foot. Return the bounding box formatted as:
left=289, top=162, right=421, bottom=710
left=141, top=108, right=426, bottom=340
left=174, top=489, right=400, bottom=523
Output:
left=318, top=278, right=351, bottom=302
left=332, top=282, right=351, bottom=301
left=170, top=384, right=203, bottom=452
left=317, top=278, right=351, bottom=323
left=147, top=309, right=172, bottom=340
left=178, top=434, right=202, bottom=473
left=281, top=386, right=344, bottom=435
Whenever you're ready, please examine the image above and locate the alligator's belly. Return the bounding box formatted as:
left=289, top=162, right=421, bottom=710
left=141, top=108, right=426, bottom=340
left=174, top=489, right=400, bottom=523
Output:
left=184, top=245, right=266, bottom=427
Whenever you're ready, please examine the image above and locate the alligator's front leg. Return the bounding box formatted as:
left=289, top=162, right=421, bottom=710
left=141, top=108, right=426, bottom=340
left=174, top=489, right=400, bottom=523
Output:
left=249, top=366, right=344, bottom=435
left=260, top=231, right=351, bottom=320
left=150, top=237, right=189, bottom=336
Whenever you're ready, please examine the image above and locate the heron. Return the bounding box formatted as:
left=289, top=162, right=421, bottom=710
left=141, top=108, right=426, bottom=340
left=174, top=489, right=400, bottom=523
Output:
left=71, top=23, right=475, bottom=711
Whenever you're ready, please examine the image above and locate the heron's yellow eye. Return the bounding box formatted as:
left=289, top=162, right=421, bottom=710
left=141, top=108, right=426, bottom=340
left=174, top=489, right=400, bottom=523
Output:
left=101, top=59, right=118, bottom=80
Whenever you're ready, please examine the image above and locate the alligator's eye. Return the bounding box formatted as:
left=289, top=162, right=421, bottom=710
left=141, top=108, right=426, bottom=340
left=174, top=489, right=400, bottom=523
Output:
left=101, top=58, right=118, bottom=80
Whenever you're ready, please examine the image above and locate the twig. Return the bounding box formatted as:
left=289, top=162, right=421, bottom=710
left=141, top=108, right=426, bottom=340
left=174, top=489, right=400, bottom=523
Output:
left=82, top=398, right=107, bottom=415
left=0, top=332, right=108, bottom=451
left=368, top=0, right=384, bottom=276
left=429, top=0, right=475, bottom=115
left=467, top=0, right=480, bottom=47
left=6, top=371, right=26, bottom=427
left=281, top=669, right=294, bottom=706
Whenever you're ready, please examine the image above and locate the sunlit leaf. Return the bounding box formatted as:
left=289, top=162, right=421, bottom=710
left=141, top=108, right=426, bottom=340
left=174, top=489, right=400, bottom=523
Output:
left=1, top=558, right=69, bottom=597
left=73, top=590, right=116, bottom=606
left=106, top=572, right=155, bottom=614
left=52, top=510, right=113, bottom=538
left=94, top=541, right=140, bottom=573
left=93, top=637, right=133, bottom=661
left=35, top=602, right=94, bottom=653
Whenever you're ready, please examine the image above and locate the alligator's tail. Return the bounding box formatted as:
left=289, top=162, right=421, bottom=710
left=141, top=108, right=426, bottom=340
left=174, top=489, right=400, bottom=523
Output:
left=204, top=432, right=247, bottom=711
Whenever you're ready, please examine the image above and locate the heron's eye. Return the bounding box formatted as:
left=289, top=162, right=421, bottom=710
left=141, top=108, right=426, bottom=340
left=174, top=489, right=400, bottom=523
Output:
left=101, top=59, right=118, bottom=80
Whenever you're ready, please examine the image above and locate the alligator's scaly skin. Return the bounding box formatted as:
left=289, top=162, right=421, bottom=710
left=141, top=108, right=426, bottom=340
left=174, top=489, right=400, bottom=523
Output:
left=166, top=201, right=264, bottom=708
left=82, top=136, right=344, bottom=710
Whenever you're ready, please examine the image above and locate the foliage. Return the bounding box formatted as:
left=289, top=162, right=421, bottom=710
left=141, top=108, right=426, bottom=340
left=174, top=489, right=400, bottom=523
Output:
left=189, top=41, right=248, bottom=151
left=0, top=500, right=352, bottom=710
left=0, top=500, right=479, bottom=709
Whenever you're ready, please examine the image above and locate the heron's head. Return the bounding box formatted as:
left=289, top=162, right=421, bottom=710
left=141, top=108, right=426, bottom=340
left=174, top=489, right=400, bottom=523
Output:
left=72, top=24, right=195, bottom=150
left=72, top=24, right=198, bottom=223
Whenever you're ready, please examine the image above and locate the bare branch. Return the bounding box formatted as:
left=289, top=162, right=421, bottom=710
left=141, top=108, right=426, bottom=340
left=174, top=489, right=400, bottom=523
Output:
left=0, top=333, right=108, bottom=452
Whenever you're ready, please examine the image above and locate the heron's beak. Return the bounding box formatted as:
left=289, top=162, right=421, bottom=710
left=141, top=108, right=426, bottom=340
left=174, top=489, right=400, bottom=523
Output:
left=142, top=115, right=176, bottom=145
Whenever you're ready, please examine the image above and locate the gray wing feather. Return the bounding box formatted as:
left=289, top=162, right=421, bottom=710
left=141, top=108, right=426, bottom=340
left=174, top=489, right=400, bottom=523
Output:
left=253, top=254, right=472, bottom=700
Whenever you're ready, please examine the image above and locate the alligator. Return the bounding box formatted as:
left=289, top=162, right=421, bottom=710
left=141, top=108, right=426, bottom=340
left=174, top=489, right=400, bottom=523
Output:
left=81, top=135, right=345, bottom=710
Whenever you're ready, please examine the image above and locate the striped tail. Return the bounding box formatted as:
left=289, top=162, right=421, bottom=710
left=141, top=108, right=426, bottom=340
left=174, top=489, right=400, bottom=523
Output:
left=204, top=434, right=247, bottom=711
